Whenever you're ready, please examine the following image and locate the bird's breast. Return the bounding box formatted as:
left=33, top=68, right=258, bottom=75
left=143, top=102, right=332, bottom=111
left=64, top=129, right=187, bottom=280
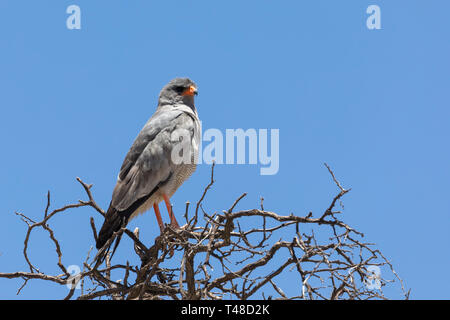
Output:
left=162, top=163, right=197, bottom=198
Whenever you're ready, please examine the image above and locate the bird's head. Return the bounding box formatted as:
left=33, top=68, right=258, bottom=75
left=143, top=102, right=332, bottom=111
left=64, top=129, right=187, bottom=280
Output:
left=158, top=77, right=198, bottom=109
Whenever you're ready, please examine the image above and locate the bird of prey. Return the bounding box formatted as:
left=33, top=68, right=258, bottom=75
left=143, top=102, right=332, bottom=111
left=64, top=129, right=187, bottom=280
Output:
left=95, top=77, right=201, bottom=258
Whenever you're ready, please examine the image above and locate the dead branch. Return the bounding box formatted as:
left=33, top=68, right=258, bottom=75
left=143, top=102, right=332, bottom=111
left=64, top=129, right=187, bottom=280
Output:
left=0, top=164, right=409, bottom=300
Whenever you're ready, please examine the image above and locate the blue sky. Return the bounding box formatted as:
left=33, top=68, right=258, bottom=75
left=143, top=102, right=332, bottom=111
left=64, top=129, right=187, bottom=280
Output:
left=0, top=1, right=449, bottom=299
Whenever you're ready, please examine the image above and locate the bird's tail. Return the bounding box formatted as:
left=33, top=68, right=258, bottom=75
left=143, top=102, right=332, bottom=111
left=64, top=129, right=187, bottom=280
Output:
left=93, top=204, right=128, bottom=265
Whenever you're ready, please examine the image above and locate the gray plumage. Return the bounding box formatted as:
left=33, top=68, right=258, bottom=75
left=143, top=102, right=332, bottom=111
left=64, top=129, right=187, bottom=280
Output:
left=96, top=78, right=200, bottom=254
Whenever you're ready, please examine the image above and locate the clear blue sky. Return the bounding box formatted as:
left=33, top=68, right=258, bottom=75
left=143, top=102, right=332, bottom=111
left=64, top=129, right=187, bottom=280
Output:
left=0, top=1, right=449, bottom=299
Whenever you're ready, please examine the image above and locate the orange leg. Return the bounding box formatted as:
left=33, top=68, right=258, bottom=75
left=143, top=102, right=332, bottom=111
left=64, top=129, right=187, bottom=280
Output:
left=163, top=193, right=180, bottom=229
left=153, top=203, right=165, bottom=233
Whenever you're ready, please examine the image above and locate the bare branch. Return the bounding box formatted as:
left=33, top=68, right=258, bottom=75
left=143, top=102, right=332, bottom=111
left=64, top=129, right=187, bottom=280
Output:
left=0, top=167, right=408, bottom=300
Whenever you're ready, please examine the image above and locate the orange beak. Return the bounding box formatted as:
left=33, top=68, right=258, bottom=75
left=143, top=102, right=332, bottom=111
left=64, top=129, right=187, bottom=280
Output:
left=182, top=85, right=198, bottom=96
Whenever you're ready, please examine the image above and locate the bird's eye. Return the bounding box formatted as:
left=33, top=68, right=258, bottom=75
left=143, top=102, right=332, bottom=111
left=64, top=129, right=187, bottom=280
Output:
left=174, top=86, right=185, bottom=93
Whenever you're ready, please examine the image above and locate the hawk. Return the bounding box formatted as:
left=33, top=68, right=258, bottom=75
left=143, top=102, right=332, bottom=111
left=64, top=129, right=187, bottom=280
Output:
left=95, top=78, right=201, bottom=258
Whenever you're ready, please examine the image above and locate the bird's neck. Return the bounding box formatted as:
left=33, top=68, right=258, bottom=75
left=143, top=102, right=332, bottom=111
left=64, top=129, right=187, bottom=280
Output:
left=158, top=98, right=196, bottom=112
